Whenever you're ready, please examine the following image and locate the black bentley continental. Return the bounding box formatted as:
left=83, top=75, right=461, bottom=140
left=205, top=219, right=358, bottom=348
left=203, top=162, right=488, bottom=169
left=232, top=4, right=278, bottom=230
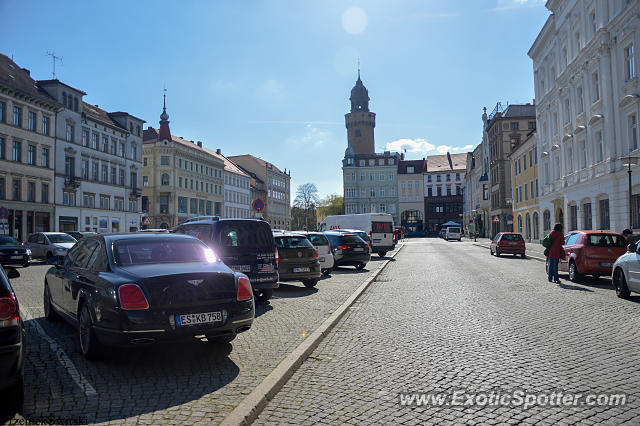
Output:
left=43, top=233, right=255, bottom=360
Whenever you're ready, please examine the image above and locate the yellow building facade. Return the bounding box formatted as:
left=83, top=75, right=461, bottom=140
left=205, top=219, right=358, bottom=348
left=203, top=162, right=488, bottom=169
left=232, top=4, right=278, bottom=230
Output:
left=510, top=131, right=541, bottom=242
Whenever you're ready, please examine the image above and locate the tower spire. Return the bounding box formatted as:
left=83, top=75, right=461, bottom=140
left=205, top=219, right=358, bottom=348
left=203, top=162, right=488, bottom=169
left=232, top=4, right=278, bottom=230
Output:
left=357, top=57, right=360, bottom=80
left=158, top=88, right=171, bottom=141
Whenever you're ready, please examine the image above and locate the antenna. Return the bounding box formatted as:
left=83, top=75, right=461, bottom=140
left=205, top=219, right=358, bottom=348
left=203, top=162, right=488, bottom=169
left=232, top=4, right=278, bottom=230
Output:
left=357, top=57, right=360, bottom=79
left=46, top=50, right=63, bottom=79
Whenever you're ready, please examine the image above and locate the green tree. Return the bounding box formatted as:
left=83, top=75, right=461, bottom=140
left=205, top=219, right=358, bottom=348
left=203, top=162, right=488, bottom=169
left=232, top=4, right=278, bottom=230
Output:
left=317, top=194, right=344, bottom=223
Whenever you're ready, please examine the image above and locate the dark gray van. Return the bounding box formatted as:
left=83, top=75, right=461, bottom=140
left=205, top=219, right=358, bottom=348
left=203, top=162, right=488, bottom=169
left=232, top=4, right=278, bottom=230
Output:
left=174, top=218, right=278, bottom=302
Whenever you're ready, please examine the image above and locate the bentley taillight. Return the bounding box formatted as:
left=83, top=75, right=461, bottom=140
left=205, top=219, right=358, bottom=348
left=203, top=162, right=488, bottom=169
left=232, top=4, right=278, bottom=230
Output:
left=237, top=276, right=253, bottom=301
left=118, top=284, right=149, bottom=310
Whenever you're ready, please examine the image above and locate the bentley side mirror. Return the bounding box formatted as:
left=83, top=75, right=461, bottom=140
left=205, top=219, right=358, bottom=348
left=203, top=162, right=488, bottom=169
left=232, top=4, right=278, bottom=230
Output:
left=628, top=243, right=637, bottom=253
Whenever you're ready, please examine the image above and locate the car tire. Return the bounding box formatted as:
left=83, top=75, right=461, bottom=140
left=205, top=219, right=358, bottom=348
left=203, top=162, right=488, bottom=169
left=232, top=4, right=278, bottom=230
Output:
left=46, top=251, right=53, bottom=262
left=22, top=263, right=29, bottom=268
left=513, top=254, right=517, bottom=258
left=43, top=282, right=59, bottom=322
left=302, top=279, right=318, bottom=287
left=521, top=253, right=526, bottom=259
left=321, top=268, right=332, bottom=276
left=355, top=263, right=366, bottom=270
left=378, top=252, right=387, bottom=258
left=490, top=248, right=494, bottom=256
left=255, top=289, right=273, bottom=303
left=569, top=260, right=581, bottom=282
left=206, top=334, right=236, bottom=344
left=78, top=303, right=104, bottom=360
left=614, top=269, right=631, bottom=299
left=495, top=249, right=501, bottom=257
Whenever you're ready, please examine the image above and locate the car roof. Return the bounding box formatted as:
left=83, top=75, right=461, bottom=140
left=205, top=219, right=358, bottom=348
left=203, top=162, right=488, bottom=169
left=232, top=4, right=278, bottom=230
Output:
left=101, top=233, right=199, bottom=243
left=273, top=231, right=307, bottom=237
left=182, top=218, right=267, bottom=225
left=572, top=230, right=624, bottom=235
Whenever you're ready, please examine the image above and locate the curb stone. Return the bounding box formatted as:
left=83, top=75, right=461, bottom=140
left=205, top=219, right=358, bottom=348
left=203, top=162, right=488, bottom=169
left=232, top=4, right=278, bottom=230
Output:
left=221, top=245, right=404, bottom=426
left=473, top=243, right=547, bottom=263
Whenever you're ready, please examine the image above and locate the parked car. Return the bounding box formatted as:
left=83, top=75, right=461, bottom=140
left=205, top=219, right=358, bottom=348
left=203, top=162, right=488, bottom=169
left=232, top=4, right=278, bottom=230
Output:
left=336, top=229, right=371, bottom=248
left=65, top=231, right=97, bottom=241
left=439, top=229, right=447, bottom=239
left=406, top=230, right=426, bottom=238
left=319, top=213, right=395, bottom=257
left=490, top=232, right=526, bottom=257
left=273, top=231, right=321, bottom=287
left=0, top=236, right=31, bottom=268
left=173, top=218, right=278, bottom=303
left=138, top=229, right=169, bottom=233
left=445, top=227, right=462, bottom=241
left=43, top=233, right=254, bottom=360
left=0, top=267, right=25, bottom=413
left=26, top=232, right=77, bottom=261
left=547, top=231, right=627, bottom=282
left=324, top=231, right=371, bottom=270
left=296, top=231, right=334, bottom=276
left=612, top=243, right=640, bottom=298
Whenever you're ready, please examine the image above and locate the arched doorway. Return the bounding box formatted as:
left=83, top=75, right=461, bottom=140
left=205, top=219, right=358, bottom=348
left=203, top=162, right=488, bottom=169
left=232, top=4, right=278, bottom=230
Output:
left=401, top=210, right=423, bottom=233
left=517, top=215, right=523, bottom=234
left=556, top=208, right=564, bottom=229
left=525, top=213, right=531, bottom=240
left=533, top=212, right=539, bottom=239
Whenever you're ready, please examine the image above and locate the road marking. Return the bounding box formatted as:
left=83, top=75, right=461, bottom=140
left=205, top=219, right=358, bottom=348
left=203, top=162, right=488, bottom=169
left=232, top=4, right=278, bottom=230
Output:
left=31, top=319, right=97, bottom=397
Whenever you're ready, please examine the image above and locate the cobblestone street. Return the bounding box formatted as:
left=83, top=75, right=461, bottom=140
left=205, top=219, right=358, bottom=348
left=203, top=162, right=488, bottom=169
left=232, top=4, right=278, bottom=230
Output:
left=3, top=251, right=396, bottom=425
left=258, top=238, right=640, bottom=424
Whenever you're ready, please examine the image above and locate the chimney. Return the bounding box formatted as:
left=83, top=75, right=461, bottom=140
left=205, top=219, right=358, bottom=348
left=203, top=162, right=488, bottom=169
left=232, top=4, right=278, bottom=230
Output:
left=22, top=68, right=30, bottom=76
left=216, top=148, right=221, bottom=154
left=197, top=141, right=202, bottom=148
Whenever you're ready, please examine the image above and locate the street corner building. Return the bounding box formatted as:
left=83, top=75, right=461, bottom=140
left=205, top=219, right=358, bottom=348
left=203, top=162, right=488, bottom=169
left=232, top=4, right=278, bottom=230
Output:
left=342, top=70, right=401, bottom=225
left=398, top=158, right=427, bottom=234
left=423, top=153, right=467, bottom=234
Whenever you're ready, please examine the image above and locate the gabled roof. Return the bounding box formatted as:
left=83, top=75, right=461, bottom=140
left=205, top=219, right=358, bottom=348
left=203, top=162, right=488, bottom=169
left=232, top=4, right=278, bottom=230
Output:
left=82, top=101, right=122, bottom=129
left=502, top=104, right=536, bottom=118
left=229, top=154, right=285, bottom=174
left=398, top=159, right=426, bottom=174
left=0, top=54, right=58, bottom=105
left=426, top=153, right=467, bottom=172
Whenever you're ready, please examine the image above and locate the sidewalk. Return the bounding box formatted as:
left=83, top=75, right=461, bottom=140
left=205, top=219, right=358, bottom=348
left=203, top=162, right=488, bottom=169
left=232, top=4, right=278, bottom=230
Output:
left=468, top=237, right=547, bottom=262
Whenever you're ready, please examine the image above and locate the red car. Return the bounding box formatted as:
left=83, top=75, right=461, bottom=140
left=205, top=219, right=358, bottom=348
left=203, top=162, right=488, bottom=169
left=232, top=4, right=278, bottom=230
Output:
left=556, top=230, right=627, bottom=282
left=490, top=232, right=526, bottom=258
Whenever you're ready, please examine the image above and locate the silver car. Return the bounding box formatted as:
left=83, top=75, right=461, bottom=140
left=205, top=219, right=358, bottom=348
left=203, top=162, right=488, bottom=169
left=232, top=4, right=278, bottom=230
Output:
left=26, top=232, right=77, bottom=260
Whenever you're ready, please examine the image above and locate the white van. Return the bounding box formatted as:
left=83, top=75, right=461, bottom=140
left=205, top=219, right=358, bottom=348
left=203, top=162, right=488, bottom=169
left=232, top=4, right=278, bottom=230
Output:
left=319, top=213, right=395, bottom=257
left=445, top=227, right=462, bottom=241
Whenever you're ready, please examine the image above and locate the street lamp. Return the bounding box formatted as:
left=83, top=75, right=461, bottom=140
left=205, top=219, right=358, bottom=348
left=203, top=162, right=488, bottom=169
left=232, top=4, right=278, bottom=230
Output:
left=621, top=154, right=640, bottom=229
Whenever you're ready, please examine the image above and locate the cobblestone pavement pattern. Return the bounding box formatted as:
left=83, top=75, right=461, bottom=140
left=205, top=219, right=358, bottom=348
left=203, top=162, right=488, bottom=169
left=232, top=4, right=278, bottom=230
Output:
left=2, top=250, right=396, bottom=425
left=257, top=238, right=640, bottom=425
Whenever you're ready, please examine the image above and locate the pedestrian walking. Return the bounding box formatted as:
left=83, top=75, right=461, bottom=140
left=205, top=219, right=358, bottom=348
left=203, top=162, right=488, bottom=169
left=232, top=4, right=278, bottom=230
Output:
left=622, top=228, right=640, bottom=245
left=545, top=223, right=565, bottom=283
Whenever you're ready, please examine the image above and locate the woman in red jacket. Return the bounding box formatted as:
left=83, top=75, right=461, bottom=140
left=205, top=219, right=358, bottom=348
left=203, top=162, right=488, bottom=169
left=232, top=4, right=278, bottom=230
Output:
left=547, top=223, right=565, bottom=283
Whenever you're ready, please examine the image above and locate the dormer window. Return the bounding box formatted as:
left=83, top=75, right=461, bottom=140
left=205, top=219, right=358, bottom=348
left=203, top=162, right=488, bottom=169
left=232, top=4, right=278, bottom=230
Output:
left=407, top=166, right=414, bottom=174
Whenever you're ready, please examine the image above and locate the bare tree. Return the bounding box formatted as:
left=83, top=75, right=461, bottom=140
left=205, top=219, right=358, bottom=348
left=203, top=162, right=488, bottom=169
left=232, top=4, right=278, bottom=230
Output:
left=293, top=183, right=319, bottom=230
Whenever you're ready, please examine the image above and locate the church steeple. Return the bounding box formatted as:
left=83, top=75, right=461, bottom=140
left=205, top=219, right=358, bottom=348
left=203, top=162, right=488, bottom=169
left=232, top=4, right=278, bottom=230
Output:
left=158, top=90, right=171, bottom=141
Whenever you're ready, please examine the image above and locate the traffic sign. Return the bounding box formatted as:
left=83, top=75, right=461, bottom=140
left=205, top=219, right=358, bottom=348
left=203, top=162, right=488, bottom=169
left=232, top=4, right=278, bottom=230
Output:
left=0, top=207, right=8, bottom=218
left=253, top=199, right=264, bottom=213
left=506, top=213, right=514, bottom=221
left=493, top=215, right=500, bottom=223
left=142, top=216, right=152, bottom=226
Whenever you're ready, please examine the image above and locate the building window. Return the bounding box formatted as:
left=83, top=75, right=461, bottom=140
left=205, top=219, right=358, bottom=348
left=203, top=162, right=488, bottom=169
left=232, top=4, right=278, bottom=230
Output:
left=0, top=101, right=4, bottom=123
left=143, top=157, right=148, bottom=167
left=92, top=162, right=99, bottom=181
left=0, top=138, right=4, bottom=160
left=12, top=141, right=20, bottom=162
left=630, top=114, right=638, bottom=151
left=161, top=173, right=170, bottom=185
left=437, top=186, right=442, bottom=196
left=82, top=129, right=89, bottom=147
left=92, top=133, right=98, bottom=150
left=579, top=140, right=587, bottom=169
left=543, top=210, right=551, bottom=231
left=625, top=44, right=635, bottom=81
left=119, top=169, right=125, bottom=186
left=27, top=145, right=35, bottom=165
left=66, top=124, right=74, bottom=142
left=114, top=197, right=125, bottom=211
left=379, top=203, right=386, bottom=213
left=178, top=196, right=187, bottom=214
left=142, top=196, right=148, bottom=213
left=143, top=176, right=148, bottom=187
left=100, top=195, right=110, bottom=210
left=111, top=167, right=117, bottom=185
left=595, top=131, right=604, bottom=163
left=576, top=87, right=584, bottom=114
left=42, top=147, right=49, bottom=168
left=119, top=143, right=125, bottom=157
left=13, top=106, right=21, bottom=127
left=599, top=199, right=610, bottom=230
left=42, top=116, right=49, bottom=135
left=583, top=203, right=592, bottom=229
left=41, top=184, right=48, bottom=203
left=62, top=191, right=75, bottom=207
left=12, top=179, right=20, bottom=201
left=570, top=205, right=578, bottom=231
left=131, top=144, right=137, bottom=161
left=26, top=182, right=35, bottom=202
left=592, top=71, right=600, bottom=102
left=510, top=122, right=519, bottom=130
left=161, top=156, right=170, bottom=165
left=83, top=193, right=95, bottom=208
left=82, top=160, right=89, bottom=179
left=632, top=195, right=640, bottom=229
left=102, top=165, right=108, bottom=183
left=28, top=111, right=36, bottom=131
left=102, top=136, right=109, bottom=153
left=407, top=166, right=414, bottom=174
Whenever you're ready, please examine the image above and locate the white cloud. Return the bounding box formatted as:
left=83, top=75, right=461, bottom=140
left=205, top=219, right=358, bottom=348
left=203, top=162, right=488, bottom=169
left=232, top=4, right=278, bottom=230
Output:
left=436, top=145, right=452, bottom=154
left=452, top=145, right=474, bottom=152
left=385, top=138, right=435, bottom=154
left=287, top=124, right=333, bottom=149
left=490, top=0, right=545, bottom=12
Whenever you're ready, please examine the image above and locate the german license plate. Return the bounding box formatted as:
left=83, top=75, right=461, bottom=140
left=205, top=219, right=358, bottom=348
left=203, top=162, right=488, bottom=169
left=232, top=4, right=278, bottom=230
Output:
left=10, top=256, right=22, bottom=259
left=293, top=267, right=310, bottom=273
left=176, top=311, right=222, bottom=326
left=230, top=264, right=251, bottom=273
left=509, top=242, right=518, bottom=246
left=353, top=247, right=364, bottom=252
left=600, top=262, right=613, bottom=267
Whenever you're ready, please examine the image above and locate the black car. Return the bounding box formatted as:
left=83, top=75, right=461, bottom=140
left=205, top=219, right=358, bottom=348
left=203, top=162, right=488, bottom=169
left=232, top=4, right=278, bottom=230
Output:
left=66, top=231, right=97, bottom=241
left=0, top=236, right=31, bottom=268
left=273, top=232, right=321, bottom=287
left=174, top=218, right=278, bottom=303
left=0, top=267, right=25, bottom=414
left=325, top=232, right=371, bottom=270
left=43, top=233, right=254, bottom=360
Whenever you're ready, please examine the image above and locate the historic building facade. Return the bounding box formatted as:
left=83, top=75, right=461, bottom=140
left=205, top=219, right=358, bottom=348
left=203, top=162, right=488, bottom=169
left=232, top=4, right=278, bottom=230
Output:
left=229, top=155, right=291, bottom=229
left=423, top=154, right=467, bottom=234
left=510, top=130, right=540, bottom=242
left=38, top=79, right=144, bottom=233
left=142, top=100, right=224, bottom=229
left=530, top=0, right=640, bottom=234
left=219, top=149, right=251, bottom=219
left=0, top=54, right=58, bottom=240
left=486, top=103, right=537, bottom=236
left=342, top=72, right=400, bottom=225
left=398, top=159, right=426, bottom=233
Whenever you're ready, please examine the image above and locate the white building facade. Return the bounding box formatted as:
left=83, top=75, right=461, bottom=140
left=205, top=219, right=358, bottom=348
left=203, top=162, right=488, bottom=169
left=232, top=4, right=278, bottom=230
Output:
left=37, top=80, right=144, bottom=233
left=220, top=150, right=251, bottom=218
left=529, top=0, right=640, bottom=233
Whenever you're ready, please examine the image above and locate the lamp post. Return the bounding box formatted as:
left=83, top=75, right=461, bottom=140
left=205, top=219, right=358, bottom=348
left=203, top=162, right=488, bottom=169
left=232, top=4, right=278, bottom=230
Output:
left=472, top=209, right=477, bottom=241
left=621, top=154, right=640, bottom=229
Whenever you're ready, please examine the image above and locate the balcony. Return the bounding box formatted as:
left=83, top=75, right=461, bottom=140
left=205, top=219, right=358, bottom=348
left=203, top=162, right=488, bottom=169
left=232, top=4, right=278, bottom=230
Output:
left=130, top=187, right=142, bottom=198
left=64, top=176, right=80, bottom=189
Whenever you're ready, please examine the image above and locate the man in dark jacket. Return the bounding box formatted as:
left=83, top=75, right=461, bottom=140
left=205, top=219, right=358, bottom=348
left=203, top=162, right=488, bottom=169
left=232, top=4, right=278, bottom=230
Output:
left=622, top=229, right=640, bottom=245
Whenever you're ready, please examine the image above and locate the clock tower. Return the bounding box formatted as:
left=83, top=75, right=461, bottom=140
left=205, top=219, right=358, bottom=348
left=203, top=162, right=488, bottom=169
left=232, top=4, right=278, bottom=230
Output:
left=345, top=70, right=375, bottom=155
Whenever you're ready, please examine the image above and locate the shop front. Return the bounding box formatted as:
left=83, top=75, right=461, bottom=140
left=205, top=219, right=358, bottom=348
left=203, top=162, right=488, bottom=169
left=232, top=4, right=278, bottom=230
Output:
left=2, top=201, right=55, bottom=242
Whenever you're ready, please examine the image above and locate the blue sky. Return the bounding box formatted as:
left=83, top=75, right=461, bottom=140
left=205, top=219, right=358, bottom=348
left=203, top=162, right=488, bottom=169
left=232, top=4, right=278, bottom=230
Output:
left=1, top=0, right=549, bottom=199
